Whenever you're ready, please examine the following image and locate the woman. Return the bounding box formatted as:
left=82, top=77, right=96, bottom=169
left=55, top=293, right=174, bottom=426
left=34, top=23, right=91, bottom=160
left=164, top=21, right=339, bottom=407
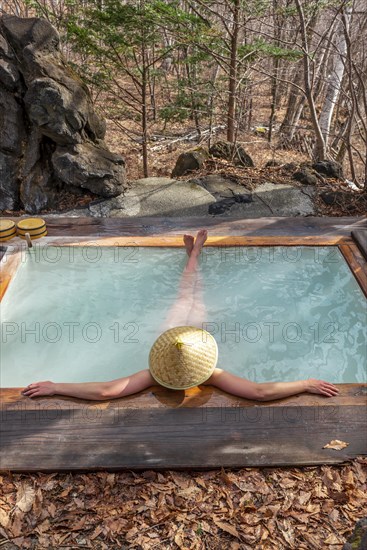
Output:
left=22, top=230, right=338, bottom=401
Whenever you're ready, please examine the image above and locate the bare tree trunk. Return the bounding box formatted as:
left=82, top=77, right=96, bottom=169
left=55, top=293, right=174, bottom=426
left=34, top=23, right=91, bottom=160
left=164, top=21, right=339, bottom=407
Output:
left=318, top=8, right=351, bottom=148
left=279, top=65, right=304, bottom=138
left=269, top=0, right=281, bottom=143
left=227, top=0, right=239, bottom=142
left=140, top=0, right=149, bottom=177
left=208, top=62, right=220, bottom=148
left=295, top=0, right=326, bottom=160
left=184, top=46, right=201, bottom=140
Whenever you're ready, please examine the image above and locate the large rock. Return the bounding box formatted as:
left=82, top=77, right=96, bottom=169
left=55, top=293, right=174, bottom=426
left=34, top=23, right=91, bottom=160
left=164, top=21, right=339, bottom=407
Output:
left=293, top=168, right=318, bottom=185
left=171, top=148, right=208, bottom=177
left=0, top=14, right=126, bottom=213
left=313, top=160, right=343, bottom=179
left=209, top=141, right=254, bottom=167
left=24, top=78, right=87, bottom=145
left=52, top=143, right=126, bottom=197
left=0, top=152, right=20, bottom=210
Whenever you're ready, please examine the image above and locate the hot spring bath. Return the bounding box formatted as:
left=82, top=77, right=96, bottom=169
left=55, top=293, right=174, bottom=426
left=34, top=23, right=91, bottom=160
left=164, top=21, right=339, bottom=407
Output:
left=1, top=244, right=366, bottom=387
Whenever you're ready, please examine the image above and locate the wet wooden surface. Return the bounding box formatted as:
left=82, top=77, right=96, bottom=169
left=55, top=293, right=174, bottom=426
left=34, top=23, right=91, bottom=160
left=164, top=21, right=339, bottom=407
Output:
left=1, top=385, right=366, bottom=471
left=352, top=229, right=367, bottom=260
left=339, top=243, right=367, bottom=297
left=5, top=215, right=366, bottom=236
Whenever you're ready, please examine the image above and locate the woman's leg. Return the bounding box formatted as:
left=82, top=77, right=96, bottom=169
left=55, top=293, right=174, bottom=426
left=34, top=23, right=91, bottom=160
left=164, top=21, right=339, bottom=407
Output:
left=161, top=230, right=207, bottom=330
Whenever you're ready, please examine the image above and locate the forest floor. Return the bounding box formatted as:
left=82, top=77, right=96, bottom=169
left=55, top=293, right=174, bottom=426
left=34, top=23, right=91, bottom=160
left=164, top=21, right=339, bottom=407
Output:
left=102, top=117, right=367, bottom=218
left=3, top=119, right=367, bottom=218
left=0, top=458, right=366, bottom=549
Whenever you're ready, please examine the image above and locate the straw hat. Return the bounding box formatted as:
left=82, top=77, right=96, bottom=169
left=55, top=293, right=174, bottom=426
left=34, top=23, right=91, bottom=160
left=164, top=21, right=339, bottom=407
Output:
left=149, top=326, right=218, bottom=390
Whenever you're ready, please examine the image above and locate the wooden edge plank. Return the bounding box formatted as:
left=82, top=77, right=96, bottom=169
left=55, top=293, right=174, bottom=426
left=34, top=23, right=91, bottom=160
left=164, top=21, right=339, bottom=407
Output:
left=1, top=384, right=366, bottom=407
left=1, top=403, right=365, bottom=471
left=339, top=243, right=367, bottom=297
left=352, top=229, right=367, bottom=261
left=0, top=250, right=22, bottom=301
left=1, top=235, right=355, bottom=248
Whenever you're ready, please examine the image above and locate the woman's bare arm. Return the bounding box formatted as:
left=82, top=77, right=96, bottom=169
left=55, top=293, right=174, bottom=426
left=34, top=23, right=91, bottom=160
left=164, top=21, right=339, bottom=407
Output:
left=203, top=368, right=339, bottom=401
left=21, top=370, right=155, bottom=401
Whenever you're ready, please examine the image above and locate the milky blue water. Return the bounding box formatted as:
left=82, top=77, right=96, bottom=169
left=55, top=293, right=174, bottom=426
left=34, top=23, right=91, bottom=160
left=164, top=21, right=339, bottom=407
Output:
left=1, top=245, right=366, bottom=386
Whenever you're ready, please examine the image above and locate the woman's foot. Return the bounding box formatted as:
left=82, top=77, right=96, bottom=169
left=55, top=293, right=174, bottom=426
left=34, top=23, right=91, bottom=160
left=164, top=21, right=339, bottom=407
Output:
left=192, top=229, right=208, bottom=254
left=183, top=234, right=194, bottom=256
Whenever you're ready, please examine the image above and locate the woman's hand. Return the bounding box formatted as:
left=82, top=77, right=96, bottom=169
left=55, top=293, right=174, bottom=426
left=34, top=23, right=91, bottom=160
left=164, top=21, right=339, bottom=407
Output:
left=306, top=378, right=339, bottom=397
left=21, top=381, right=56, bottom=398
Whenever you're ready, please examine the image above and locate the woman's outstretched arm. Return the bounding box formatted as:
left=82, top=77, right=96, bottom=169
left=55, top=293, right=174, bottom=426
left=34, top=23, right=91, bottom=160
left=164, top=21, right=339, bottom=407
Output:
left=21, top=370, right=155, bottom=401
left=203, top=368, right=339, bottom=401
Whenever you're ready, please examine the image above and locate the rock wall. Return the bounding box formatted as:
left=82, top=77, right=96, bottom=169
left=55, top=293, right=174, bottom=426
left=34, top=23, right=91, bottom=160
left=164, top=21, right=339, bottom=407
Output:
left=0, top=15, right=127, bottom=213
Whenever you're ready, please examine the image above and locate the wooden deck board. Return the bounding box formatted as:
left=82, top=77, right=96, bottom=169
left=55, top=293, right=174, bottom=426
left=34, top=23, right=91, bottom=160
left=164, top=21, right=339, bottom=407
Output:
left=1, top=406, right=366, bottom=471
left=1, top=385, right=366, bottom=471
left=6, top=215, right=367, bottom=237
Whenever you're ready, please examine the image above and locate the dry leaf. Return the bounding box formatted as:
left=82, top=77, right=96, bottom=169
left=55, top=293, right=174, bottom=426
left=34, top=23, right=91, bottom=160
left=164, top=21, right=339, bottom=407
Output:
left=35, top=519, right=51, bottom=535
left=0, top=509, right=9, bottom=528
left=323, top=439, right=349, bottom=450
left=10, top=536, right=25, bottom=548
left=174, top=531, right=185, bottom=548
left=15, top=483, right=35, bottom=512
left=47, top=502, right=57, bottom=518
left=324, top=533, right=342, bottom=544
left=342, top=470, right=355, bottom=489
left=90, top=525, right=103, bottom=540
left=214, top=520, right=240, bottom=538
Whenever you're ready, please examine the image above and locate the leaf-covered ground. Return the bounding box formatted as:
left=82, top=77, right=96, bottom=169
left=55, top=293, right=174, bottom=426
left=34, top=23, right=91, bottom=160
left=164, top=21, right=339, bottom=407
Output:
left=0, top=458, right=366, bottom=549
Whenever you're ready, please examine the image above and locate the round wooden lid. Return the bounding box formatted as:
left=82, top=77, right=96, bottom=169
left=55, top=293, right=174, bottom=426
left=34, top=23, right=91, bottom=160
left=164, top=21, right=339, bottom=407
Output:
left=17, top=218, right=46, bottom=231
left=0, top=219, right=16, bottom=233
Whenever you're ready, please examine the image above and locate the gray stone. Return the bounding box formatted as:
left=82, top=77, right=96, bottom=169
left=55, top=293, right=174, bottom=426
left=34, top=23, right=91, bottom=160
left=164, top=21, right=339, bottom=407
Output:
left=52, top=142, right=126, bottom=197
left=20, top=129, right=57, bottom=213
left=0, top=58, right=20, bottom=90
left=86, top=110, right=106, bottom=141
left=218, top=182, right=315, bottom=217
left=209, top=141, right=254, bottom=167
left=0, top=88, right=24, bottom=154
left=293, top=169, right=318, bottom=185
left=1, top=15, right=59, bottom=54
left=89, top=177, right=216, bottom=218
left=171, top=148, right=208, bottom=177
left=53, top=177, right=316, bottom=218
left=320, top=191, right=343, bottom=205
left=343, top=517, right=367, bottom=550
left=0, top=34, right=12, bottom=58
left=250, top=182, right=315, bottom=216
left=283, top=162, right=298, bottom=172
left=0, top=152, right=20, bottom=210
left=190, top=174, right=249, bottom=199
left=313, top=160, right=343, bottom=179
left=24, top=78, right=87, bottom=145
